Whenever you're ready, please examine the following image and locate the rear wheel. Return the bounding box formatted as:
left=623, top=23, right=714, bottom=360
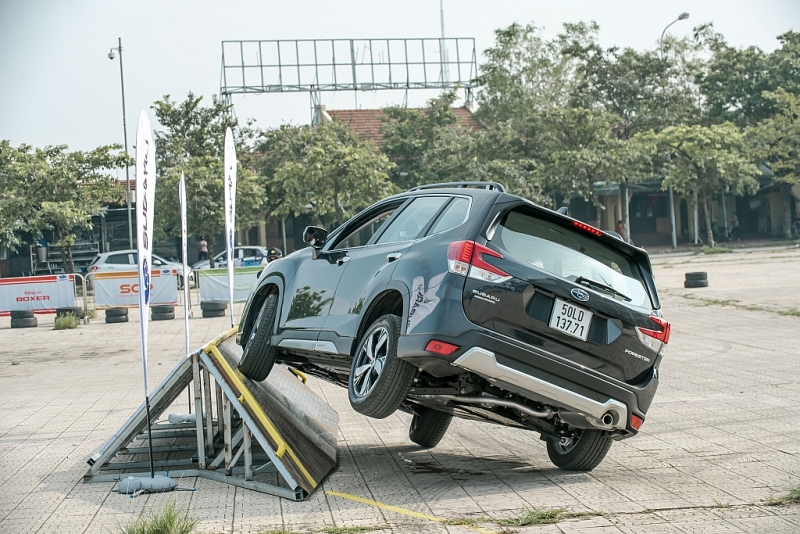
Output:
left=409, top=407, right=452, bottom=448
left=348, top=314, right=416, bottom=419
left=237, top=291, right=279, bottom=381
left=546, top=429, right=612, bottom=471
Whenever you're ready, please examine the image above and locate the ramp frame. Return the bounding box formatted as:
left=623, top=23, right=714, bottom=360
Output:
left=84, top=328, right=337, bottom=501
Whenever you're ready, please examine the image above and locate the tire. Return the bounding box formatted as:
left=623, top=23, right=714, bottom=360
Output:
left=684, top=279, right=709, bottom=288
left=105, top=308, right=129, bottom=317
left=202, top=309, right=226, bottom=318
left=685, top=272, right=708, bottom=281
left=348, top=314, right=416, bottom=419
left=201, top=300, right=227, bottom=311
left=237, top=292, right=280, bottom=381
left=546, top=429, right=613, bottom=471
left=11, top=317, right=37, bottom=328
left=105, top=315, right=129, bottom=324
left=151, top=305, right=174, bottom=314
left=10, top=310, right=34, bottom=319
left=409, top=407, right=452, bottom=448
left=151, top=312, right=175, bottom=321
left=56, top=306, right=83, bottom=319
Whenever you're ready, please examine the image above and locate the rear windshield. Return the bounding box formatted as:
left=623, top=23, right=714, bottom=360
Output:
left=492, top=210, right=651, bottom=308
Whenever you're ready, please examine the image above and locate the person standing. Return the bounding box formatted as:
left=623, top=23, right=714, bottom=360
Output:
left=198, top=236, right=208, bottom=261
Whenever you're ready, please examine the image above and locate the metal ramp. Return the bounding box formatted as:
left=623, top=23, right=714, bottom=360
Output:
left=84, top=328, right=339, bottom=500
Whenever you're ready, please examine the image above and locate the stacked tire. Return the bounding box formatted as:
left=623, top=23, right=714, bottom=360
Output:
left=105, top=308, right=129, bottom=323
left=684, top=272, right=708, bottom=288
left=10, top=310, right=37, bottom=329
left=151, top=305, right=175, bottom=321
left=201, top=300, right=227, bottom=318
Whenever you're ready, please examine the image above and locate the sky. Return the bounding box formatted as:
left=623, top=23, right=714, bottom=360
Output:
left=1, top=0, right=798, bottom=153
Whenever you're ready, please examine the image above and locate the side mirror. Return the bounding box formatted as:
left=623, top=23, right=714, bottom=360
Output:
left=303, top=226, right=328, bottom=250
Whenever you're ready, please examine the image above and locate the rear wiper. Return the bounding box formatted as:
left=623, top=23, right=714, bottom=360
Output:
left=574, top=276, right=631, bottom=302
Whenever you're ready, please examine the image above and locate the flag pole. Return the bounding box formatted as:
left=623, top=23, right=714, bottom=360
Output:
left=135, top=111, right=157, bottom=479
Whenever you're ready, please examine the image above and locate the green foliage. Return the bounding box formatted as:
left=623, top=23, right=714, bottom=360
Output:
left=266, top=120, right=397, bottom=225
left=151, top=93, right=263, bottom=264
left=751, top=90, right=800, bottom=238
left=767, top=483, right=800, bottom=505
left=54, top=313, right=79, bottom=330
left=380, top=91, right=462, bottom=189
left=638, top=122, right=758, bottom=246
left=0, top=141, right=127, bottom=271
left=496, top=507, right=602, bottom=526
left=698, top=28, right=800, bottom=127
left=119, top=501, right=198, bottom=534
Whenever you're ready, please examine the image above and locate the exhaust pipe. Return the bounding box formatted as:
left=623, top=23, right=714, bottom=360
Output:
left=414, top=394, right=553, bottom=419
left=559, top=409, right=619, bottom=430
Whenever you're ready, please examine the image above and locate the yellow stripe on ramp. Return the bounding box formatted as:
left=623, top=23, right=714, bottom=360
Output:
left=326, top=491, right=498, bottom=534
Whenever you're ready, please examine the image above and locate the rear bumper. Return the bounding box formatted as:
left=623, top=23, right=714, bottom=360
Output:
left=453, top=347, right=628, bottom=430
left=398, top=325, right=659, bottom=434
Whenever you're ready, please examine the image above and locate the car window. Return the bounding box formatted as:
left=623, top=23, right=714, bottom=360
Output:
left=428, top=197, right=470, bottom=235
left=491, top=209, right=650, bottom=308
left=335, top=210, right=397, bottom=250
left=375, top=196, right=450, bottom=245
left=243, top=249, right=259, bottom=258
left=106, top=253, right=131, bottom=265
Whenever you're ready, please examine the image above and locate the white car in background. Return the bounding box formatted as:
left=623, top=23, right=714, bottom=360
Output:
left=88, top=250, right=194, bottom=288
left=191, top=246, right=269, bottom=270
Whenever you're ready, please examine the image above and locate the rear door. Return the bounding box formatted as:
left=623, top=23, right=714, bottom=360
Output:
left=463, top=205, right=662, bottom=385
left=321, top=195, right=453, bottom=348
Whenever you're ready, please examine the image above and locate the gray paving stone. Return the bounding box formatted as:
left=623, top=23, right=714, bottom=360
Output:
left=1, top=248, right=800, bottom=532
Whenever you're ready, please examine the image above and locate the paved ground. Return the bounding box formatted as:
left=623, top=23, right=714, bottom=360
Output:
left=1, top=245, right=799, bottom=534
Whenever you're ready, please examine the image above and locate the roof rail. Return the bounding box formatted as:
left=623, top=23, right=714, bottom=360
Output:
left=409, top=181, right=506, bottom=193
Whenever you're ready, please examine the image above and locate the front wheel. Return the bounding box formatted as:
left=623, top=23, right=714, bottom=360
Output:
left=348, top=314, right=416, bottom=419
left=237, top=291, right=279, bottom=381
left=546, top=429, right=613, bottom=471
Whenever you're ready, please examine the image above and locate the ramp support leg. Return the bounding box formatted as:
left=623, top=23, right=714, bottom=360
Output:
left=203, top=368, right=214, bottom=456
left=192, top=354, right=207, bottom=469
left=223, top=396, right=233, bottom=475
left=243, top=425, right=253, bottom=481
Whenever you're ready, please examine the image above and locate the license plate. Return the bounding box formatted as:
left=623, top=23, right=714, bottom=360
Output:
left=549, top=298, right=593, bottom=341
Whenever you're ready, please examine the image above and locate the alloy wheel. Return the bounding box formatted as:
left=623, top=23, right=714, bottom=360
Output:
left=352, top=325, right=390, bottom=398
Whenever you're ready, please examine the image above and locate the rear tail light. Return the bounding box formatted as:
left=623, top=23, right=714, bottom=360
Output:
left=630, top=413, right=644, bottom=430
left=89, top=266, right=99, bottom=272
left=425, top=340, right=460, bottom=356
left=447, top=241, right=512, bottom=283
left=635, top=316, right=671, bottom=357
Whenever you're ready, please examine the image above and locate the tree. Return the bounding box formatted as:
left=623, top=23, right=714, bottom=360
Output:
left=753, top=90, right=800, bottom=238
left=640, top=123, right=759, bottom=247
left=0, top=142, right=127, bottom=272
left=380, top=91, right=462, bottom=189
left=0, top=141, right=33, bottom=251
left=270, top=121, right=397, bottom=226
left=697, top=28, right=800, bottom=127
left=475, top=22, right=587, bottom=123
left=152, top=93, right=263, bottom=266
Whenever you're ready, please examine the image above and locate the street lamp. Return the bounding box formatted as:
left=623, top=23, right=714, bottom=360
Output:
left=108, top=38, right=133, bottom=249
left=659, top=12, right=689, bottom=250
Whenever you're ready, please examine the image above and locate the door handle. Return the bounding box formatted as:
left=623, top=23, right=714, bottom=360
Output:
left=386, top=252, right=402, bottom=262
left=336, top=256, right=350, bottom=265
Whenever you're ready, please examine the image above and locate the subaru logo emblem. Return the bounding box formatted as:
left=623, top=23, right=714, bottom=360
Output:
left=571, top=288, right=589, bottom=302
left=142, top=258, right=151, bottom=305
